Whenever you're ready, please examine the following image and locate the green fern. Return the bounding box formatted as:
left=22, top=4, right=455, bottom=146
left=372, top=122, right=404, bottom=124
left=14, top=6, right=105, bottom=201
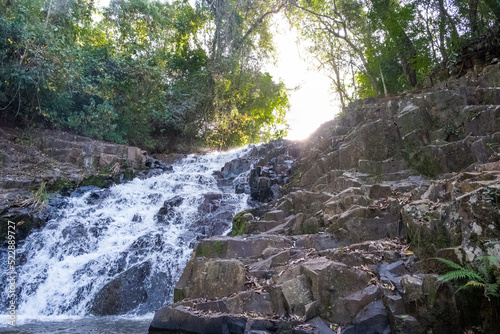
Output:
left=432, top=257, right=500, bottom=300
left=485, top=284, right=499, bottom=298
left=433, top=257, right=464, bottom=270
left=459, top=280, right=485, bottom=290
left=476, top=255, right=498, bottom=268
left=437, top=269, right=484, bottom=283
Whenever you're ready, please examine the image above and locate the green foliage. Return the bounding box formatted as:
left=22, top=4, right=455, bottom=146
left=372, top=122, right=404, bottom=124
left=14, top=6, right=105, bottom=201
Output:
left=46, top=178, right=75, bottom=195
left=288, top=0, right=500, bottom=102
left=173, top=288, right=185, bottom=303
left=0, top=0, right=289, bottom=152
left=196, top=240, right=227, bottom=258
left=232, top=210, right=252, bottom=236
left=80, top=174, right=109, bottom=189
left=205, top=71, right=289, bottom=149
left=18, top=181, right=48, bottom=212
left=444, top=123, right=458, bottom=136
left=486, top=142, right=500, bottom=152
left=433, top=256, right=500, bottom=300
left=6, top=0, right=497, bottom=149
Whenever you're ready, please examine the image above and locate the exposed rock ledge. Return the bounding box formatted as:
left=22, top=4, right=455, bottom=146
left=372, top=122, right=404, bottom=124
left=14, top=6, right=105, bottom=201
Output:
left=150, top=64, right=500, bottom=333
left=0, top=126, right=147, bottom=239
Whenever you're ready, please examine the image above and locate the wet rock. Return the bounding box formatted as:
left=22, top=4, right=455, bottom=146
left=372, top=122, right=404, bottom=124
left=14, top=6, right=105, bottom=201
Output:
left=235, top=183, right=246, bottom=194
left=129, top=233, right=164, bottom=254
left=250, top=169, right=274, bottom=202
left=150, top=305, right=247, bottom=334
left=90, top=262, right=151, bottom=315
left=222, top=158, right=251, bottom=179
left=248, top=145, right=297, bottom=203
left=199, top=193, right=223, bottom=213
left=145, top=156, right=173, bottom=171
left=81, top=188, right=113, bottom=205
left=155, top=196, right=183, bottom=224
left=61, top=223, right=88, bottom=240
left=153, top=153, right=187, bottom=164
left=132, top=213, right=143, bottom=222
left=70, top=185, right=101, bottom=198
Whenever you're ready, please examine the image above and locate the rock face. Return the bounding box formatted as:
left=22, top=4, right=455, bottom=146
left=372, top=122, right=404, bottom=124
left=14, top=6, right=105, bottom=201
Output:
left=90, top=262, right=151, bottom=315
left=150, top=64, right=500, bottom=333
left=0, top=127, right=147, bottom=242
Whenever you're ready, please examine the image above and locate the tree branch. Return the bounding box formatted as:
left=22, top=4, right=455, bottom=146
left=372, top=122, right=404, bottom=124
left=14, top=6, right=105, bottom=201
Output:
left=236, top=1, right=289, bottom=50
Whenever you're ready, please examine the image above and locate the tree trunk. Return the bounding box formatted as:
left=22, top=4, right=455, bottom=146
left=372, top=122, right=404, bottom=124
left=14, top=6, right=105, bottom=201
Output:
left=351, top=62, right=357, bottom=95
left=289, top=0, right=381, bottom=96
left=380, top=67, right=388, bottom=97
left=437, top=0, right=448, bottom=64
left=331, top=56, right=345, bottom=107
left=370, top=0, right=417, bottom=87
left=468, top=0, right=479, bottom=35
left=401, top=34, right=418, bottom=87
left=45, top=0, right=53, bottom=27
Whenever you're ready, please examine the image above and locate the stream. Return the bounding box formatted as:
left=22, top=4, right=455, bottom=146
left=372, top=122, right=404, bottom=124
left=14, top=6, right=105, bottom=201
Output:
left=0, top=147, right=253, bottom=333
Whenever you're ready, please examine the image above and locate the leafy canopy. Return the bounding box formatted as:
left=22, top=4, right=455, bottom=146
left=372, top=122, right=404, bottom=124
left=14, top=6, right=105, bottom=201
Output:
left=0, top=0, right=290, bottom=151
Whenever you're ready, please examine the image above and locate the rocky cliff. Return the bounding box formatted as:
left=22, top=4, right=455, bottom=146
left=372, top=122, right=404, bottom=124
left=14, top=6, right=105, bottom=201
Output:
left=150, top=64, right=500, bottom=333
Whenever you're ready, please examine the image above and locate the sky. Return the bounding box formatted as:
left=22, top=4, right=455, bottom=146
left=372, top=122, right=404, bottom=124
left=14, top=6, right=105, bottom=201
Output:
left=266, top=16, right=339, bottom=140
left=96, top=0, right=339, bottom=141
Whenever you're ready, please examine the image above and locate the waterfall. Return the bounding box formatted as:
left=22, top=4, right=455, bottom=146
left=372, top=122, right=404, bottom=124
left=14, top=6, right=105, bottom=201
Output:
left=0, top=147, right=253, bottom=319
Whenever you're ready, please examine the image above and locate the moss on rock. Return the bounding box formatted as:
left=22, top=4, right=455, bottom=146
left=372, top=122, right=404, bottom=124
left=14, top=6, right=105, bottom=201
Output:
left=231, top=210, right=253, bottom=236
left=195, top=240, right=228, bottom=258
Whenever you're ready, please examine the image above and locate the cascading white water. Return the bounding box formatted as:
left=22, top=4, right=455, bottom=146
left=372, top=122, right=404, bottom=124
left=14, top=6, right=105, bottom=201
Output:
left=0, top=147, right=252, bottom=320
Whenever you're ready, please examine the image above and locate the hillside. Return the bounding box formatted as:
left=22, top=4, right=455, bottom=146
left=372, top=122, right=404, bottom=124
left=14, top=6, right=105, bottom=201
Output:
left=150, top=64, right=500, bottom=333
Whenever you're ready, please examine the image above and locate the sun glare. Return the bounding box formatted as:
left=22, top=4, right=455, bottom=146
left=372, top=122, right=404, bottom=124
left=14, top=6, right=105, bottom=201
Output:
left=96, top=1, right=339, bottom=141
left=267, top=16, right=340, bottom=141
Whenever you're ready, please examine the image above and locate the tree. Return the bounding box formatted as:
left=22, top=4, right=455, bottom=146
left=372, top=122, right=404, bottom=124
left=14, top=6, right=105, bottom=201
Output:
left=287, top=0, right=381, bottom=99
left=191, top=0, right=290, bottom=148
left=1, top=0, right=290, bottom=151
left=288, top=0, right=499, bottom=100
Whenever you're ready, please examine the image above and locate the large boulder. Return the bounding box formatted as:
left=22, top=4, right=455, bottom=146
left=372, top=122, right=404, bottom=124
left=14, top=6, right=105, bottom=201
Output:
left=90, top=262, right=150, bottom=315
left=174, top=258, right=246, bottom=302
left=150, top=305, right=247, bottom=334
left=155, top=196, right=184, bottom=224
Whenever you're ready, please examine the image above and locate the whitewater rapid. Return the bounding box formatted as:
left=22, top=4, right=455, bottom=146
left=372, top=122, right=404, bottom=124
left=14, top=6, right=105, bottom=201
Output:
left=0, top=147, right=253, bottom=320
